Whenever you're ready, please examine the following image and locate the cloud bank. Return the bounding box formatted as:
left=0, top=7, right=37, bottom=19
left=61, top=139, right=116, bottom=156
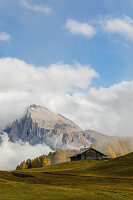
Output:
left=65, top=19, right=96, bottom=38
left=0, top=57, right=133, bottom=137
left=0, top=133, right=53, bottom=171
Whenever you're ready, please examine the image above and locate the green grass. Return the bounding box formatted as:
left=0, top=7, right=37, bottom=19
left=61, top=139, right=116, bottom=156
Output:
left=0, top=152, right=133, bottom=200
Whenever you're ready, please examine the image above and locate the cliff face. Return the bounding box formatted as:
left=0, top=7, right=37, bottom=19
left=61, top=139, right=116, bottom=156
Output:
left=4, top=105, right=97, bottom=149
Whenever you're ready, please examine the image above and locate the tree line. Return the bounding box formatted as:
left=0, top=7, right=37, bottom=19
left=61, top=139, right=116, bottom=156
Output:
left=16, top=150, right=76, bottom=170
left=16, top=153, right=53, bottom=170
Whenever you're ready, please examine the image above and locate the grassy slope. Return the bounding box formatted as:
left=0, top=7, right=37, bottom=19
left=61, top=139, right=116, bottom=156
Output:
left=0, top=153, right=133, bottom=200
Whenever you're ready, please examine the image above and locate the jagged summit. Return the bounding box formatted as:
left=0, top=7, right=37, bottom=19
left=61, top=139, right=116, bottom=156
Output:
left=4, top=104, right=87, bottom=149
left=27, top=104, right=80, bottom=130
left=3, top=104, right=110, bottom=150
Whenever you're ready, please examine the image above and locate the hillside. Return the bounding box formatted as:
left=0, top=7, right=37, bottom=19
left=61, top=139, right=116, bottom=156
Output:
left=95, top=136, right=133, bottom=158
left=16, top=150, right=133, bottom=177
left=0, top=153, right=133, bottom=200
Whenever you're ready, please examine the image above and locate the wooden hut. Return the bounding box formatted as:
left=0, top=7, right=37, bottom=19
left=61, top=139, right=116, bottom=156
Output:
left=69, top=147, right=108, bottom=161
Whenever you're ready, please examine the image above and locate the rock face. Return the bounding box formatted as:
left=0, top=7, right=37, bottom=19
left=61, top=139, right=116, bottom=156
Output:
left=4, top=105, right=97, bottom=149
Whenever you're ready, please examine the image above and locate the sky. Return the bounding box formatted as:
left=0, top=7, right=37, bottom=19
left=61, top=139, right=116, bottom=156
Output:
left=0, top=0, right=133, bottom=137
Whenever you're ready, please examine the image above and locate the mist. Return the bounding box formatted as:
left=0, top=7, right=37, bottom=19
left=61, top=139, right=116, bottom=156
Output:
left=0, top=133, right=53, bottom=171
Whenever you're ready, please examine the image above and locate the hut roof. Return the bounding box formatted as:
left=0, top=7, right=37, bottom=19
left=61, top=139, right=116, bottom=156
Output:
left=69, top=147, right=107, bottom=158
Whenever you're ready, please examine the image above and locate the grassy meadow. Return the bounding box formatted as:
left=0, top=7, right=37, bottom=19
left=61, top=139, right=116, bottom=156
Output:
left=0, top=152, right=133, bottom=200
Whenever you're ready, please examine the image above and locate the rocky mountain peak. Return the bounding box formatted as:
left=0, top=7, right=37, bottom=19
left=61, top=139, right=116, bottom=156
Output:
left=27, top=104, right=81, bottom=131
left=3, top=104, right=109, bottom=150
left=4, top=105, right=85, bottom=148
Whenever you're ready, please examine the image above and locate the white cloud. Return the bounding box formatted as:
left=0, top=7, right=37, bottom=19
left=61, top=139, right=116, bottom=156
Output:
left=0, top=58, right=97, bottom=93
left=0, top=133, right=53, bottom=171
left=67, top=81, right=133, bottom=137
left=65, top=19, right=96, bottom=38
left=0, top=57, right=133, bottom=137
left=0, top=32, right=10, bottom=41
left=100, top=16, right=133, bottom=40
left=0, top=57, right=98, bottom=130
left=21, top=0, right=52, bottom=15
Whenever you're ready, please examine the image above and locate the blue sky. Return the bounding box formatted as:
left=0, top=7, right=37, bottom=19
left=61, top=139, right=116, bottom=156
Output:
left=0, top=0, right=133, bottom=88
left=0, top=0, right=133, bottom=138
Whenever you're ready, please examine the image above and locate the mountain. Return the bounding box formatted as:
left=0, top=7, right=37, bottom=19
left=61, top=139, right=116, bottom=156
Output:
left=3, top=104, right=95, bottom=149
left=2, top=104, right=133, bottom=157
